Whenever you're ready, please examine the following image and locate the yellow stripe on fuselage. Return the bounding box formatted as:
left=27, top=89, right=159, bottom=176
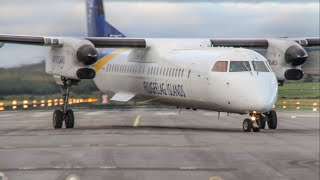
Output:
left=94, top=49, right=127, bottom=72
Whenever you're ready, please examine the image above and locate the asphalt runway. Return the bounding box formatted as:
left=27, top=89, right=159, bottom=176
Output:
left=0, top=108, right=319, bottom=180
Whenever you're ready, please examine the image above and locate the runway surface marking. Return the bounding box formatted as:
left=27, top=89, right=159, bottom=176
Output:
left=155, top=112, right=178, bottom=116
left=0, top=166, right=237, bottom=172
left=209, top=176, right=223, bottom=180
left=134, top=115, right=141, bottom=127
left=85, top=111, right=105, bottom=116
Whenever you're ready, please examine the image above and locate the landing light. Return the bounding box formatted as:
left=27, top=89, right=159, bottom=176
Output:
left=250, top=116, right=256, bottom=121
left=12, top=100, right=17, bottom=105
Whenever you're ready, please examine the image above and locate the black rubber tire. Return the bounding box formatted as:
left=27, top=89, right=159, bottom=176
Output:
left=259, top=114, right=266, bottom=129
left=243, top=119, right=252, bottom=132
left=53, top=110, right=63, bottom=129
left=253, top=118, right=261, bottom=132
left=65, top=109, right=74, bottom=129
left=267, top=110, right=278, bottom=129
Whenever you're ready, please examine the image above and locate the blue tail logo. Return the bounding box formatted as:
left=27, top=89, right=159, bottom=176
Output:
left=86, top=0, right=125, bottom=37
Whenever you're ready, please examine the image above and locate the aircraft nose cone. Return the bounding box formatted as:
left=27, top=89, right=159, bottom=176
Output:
left=231, top=74, right=278, bottom=113
left=247, top=75, right=278, bottom=112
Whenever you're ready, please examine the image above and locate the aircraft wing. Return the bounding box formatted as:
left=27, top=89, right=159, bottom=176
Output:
left=210, top=37, right=320, bottom=48
left=0, top=34, right=147, bottom=48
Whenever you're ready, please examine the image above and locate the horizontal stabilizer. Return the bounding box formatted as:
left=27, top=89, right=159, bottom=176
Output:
left=111, top=92, right=136, bottom=102
left=105, top=22, right=125, bottom=37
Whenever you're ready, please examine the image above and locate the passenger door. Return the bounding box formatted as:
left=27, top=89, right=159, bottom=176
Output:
left=188, top=62, right=209, bottom=101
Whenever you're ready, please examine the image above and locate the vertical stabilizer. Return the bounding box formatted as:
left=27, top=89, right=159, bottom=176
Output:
left=86, top=0, right=125, bottom=37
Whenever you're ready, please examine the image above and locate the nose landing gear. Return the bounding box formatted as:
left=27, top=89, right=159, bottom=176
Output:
left=242, top=112, right=261, bottom=132
left=52, top=78, right=77, bottom=129
left=242, top=110, right=278, bottom=132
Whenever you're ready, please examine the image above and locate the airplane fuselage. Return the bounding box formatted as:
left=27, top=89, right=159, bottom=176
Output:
left=93, top=39, right=278, bottom=114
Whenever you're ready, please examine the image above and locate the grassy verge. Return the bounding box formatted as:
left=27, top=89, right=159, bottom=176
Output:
left=278, top=82, right=319, bottom=99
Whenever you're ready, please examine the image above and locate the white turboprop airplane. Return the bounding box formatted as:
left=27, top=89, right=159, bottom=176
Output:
left=0, top=0, right=319, bottom=132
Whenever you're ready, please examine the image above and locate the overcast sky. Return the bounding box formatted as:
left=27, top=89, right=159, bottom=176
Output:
left=0, top=0, right=319, bottom=67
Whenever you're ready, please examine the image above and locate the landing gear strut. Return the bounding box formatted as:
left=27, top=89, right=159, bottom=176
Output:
left=52, top=78, right=78, bottom=129
left=242, top=110, right=278, bottom=132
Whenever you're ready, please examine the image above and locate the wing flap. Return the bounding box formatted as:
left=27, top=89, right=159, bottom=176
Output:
left=110, top=92, right=136, bottom=102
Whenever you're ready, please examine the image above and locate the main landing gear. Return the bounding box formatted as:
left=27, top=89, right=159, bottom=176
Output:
left=52, top=78, right=78, bottom=129
left=242, top=110, right=278, bottom=132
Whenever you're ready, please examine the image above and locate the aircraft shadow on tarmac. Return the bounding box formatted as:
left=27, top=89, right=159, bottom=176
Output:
left=1, top=126, right=317, bottom=134
left=57, top=125, right=318, bottom=134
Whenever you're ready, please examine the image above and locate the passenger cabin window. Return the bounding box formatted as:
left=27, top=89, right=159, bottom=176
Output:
left=212, top=61, right=228, bottom=72
left=229, top=61, right=251, bottom=72
left=252, top=61, right=269, bottom=72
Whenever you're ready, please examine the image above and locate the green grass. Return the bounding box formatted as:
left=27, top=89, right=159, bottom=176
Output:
left=278, top=82, right=320, bottom=99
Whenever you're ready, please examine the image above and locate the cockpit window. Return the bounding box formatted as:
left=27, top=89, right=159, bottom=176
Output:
left=212, top=61, right=228, bottom=72
left=252, top=61, right=270, bottom=72
left=229, top=61, right=251, bottom=72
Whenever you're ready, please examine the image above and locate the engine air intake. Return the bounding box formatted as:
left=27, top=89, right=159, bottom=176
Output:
left=285, top=69, right=304, bottom=80
left=76, top=68, right=96, bottom=79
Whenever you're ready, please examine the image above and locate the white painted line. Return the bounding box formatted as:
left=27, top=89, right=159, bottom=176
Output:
left=171, top=145, right=185, bottom=147
left=85, top=111, right=105, bottom=116
left=19, top=167, right=37, bottom=170
left=116, top=144, right=129, bottom=146
left=155, top=112, right=178, bottom=116
left=100, top=166, right=117, bottom=169
left=73, top=166, right=82, bottom=169
left=0, top=115, right=13, bottom=117
left=60, top=145, right=73, bottom=147
left=179, top=167, right=198, bottom=170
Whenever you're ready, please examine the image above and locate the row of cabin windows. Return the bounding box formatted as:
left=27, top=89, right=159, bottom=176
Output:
left=105, top=64, right=186, bottom=78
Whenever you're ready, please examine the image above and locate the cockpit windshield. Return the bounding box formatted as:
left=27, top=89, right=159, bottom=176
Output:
left=252, top=61, right=270, bottom=72
left=229, top=61, right=251, bottom=72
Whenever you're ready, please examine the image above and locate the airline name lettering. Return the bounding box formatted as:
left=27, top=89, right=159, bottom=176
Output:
left=143, top=81, right=186, bottom=97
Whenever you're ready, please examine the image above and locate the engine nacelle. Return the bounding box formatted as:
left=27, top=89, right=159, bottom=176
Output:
left=46, top=38, right=98, bottom=80
left=266, top=39, right=308, bottom=82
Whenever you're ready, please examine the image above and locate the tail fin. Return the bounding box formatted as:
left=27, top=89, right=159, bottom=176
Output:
left=86, top=0, right=125, bottom=37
